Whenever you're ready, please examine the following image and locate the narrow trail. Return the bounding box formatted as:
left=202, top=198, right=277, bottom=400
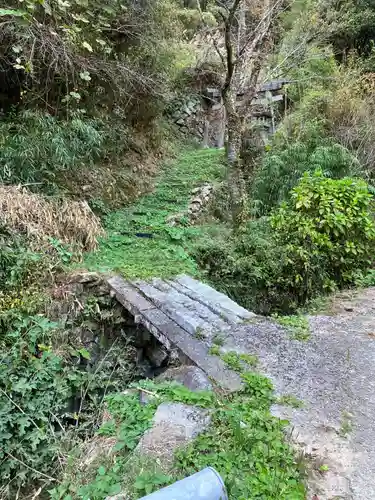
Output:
left=84, top=148, right=226, bottom=278
left=223, top=287, right=375, bottom=500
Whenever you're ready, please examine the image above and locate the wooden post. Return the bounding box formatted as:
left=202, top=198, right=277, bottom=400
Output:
left=202, top=118, right=210, bottom=149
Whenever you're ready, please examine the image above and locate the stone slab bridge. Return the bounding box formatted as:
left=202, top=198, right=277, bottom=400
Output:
left=107, top=274, right=257, bottom=392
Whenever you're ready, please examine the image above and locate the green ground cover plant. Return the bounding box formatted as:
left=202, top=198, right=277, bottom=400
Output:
left=84, top=148, right=227, bottom=278
left=52, top=376, right=305, bottom=500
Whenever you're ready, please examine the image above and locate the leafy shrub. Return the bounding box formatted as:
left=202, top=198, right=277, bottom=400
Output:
left=267, top=33, right=375, bottom=196
left=175, top=373, right=304, bottom=500
left=2, top=0, right=187, bottom=116
left=0, top=224, right=56, bottom=339
left=0, top=315, right=88, bottom=496
left=197, top=172, right=375, bottom=313
left=271, top=170, right=375, bottom=296
left=251, top=141, right=360, bottom=215
left=0, top=297, right=140, bottom=498
left=0, top=110, right=170, bottom=209
left=283, top=47, right=338, bottom=103
left=284, top=63, right=375, bottom=181
left=195, top=218, right=294, bottom=314
left=0, top=111, right=103, bottom=190
left=356, top=268, right=375, bottom=287
left=0, top=226, right=41, bottom=291
left=320, top=0, right=375, bottom=60
left=0, top=288, right=46, bottom=337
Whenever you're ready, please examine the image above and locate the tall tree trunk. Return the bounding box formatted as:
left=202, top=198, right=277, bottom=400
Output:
left=223, top=90, right=247, bottom=227
left=217, top=98, right=226, bottom=148
left=223, top=90, right=242, bottom=164
left=215, top=0, right=277, bottom=226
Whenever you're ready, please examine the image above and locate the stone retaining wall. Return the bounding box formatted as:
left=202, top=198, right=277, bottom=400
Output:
left=169, top=95, right=225, bottom=147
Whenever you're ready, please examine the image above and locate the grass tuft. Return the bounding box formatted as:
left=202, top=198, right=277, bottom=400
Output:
left=272, top=314, right=311, bottom=341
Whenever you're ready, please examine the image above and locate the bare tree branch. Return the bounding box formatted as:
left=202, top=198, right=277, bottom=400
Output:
left=237, top=0, right=283, bottom=60
left=196, top=0, right=226, bottom=68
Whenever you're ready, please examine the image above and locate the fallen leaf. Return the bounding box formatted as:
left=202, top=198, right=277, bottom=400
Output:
left=82, top=41, right=93, bottom=52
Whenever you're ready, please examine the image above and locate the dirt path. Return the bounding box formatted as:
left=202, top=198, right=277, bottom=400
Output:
left=222, top=287, right=375, bottom=499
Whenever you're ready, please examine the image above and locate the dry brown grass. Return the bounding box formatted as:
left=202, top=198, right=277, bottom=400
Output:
left=326, top=70, right=375, bottom=175
left=0, top=186, right=104, bottom=251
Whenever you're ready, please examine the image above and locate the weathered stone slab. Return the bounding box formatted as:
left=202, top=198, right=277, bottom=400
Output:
left=174, top=275, right=256, bottom=323
left=139, top=308, right=174, bottom=350
left=157, top=366, right=213, bottom=392
left=165, top=280, right=237, bottom=324
left=136, top=402, right=211, bottom=463
left=108, top=276, right=155, bottom=313
left=132, top=280, right=229, bottom=339
left=143, top=313, right=243, bottom=392
left=148, top=278, right=230, bottom=336
left=172, top=326, right=243, bottom=392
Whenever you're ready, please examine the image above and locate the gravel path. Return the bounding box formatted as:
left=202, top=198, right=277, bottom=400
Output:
left=223, top=288, right=375, bottom=500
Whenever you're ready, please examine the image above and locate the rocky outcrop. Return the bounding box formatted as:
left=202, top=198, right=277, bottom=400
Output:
left=166, top=183, right=214, bottom=226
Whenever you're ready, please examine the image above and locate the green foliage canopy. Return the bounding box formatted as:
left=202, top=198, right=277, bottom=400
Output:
left=252, top=141, right=360, bottom=215
left=0, top=0, right=188, bottom=115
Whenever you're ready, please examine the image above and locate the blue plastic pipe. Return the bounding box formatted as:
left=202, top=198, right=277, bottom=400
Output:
left=139, top=467, right=228, bottom=500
